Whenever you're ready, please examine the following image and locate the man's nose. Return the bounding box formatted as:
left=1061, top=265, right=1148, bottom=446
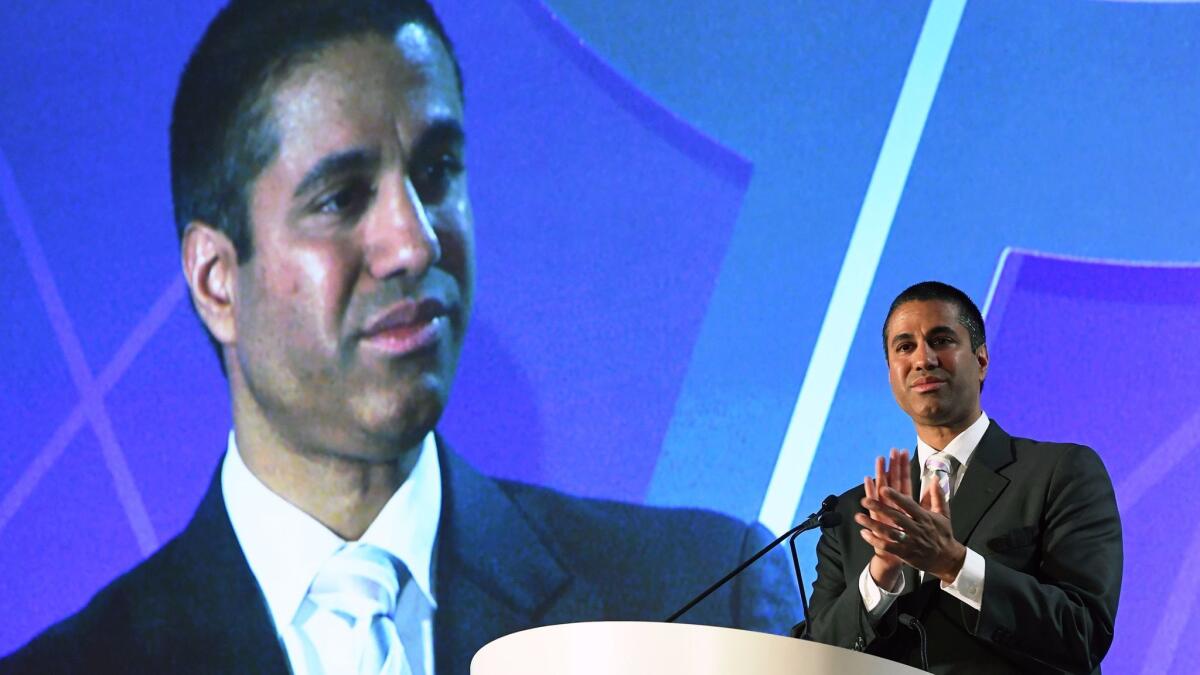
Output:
left=914, top=341, right=938, bottom=369
left=363, top=173, right=441, bottom=280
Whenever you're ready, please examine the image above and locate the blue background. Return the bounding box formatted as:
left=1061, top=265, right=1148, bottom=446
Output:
left=2, top=1, right=1199, bottom=671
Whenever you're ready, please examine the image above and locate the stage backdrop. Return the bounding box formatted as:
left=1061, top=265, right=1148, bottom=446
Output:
left=2, top=1, right=1199, bottom=671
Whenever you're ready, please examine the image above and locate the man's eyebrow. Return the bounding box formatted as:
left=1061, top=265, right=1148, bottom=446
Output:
left=293, top=147, right=382, bottom=199
left=409, top=118, right=466, bottom=156
left=890, top=325, right=960, bottom=347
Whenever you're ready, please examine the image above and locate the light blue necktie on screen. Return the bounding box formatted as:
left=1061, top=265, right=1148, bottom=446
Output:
left=306, top=544, right=413, bottom=675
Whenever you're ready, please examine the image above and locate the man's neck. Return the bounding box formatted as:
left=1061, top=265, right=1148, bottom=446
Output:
left=230, top=399, right=421, bottom=540
left=239, top=438, right=420, bottom=540
left=914, top=409, right=981, bottom=450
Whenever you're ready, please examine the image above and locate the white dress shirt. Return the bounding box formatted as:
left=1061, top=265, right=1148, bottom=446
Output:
left=860, top=412, right=989, bottom=619
left=222, top=431, right=441, bottom=675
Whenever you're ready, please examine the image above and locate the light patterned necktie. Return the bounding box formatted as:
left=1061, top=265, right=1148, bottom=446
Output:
left=925, top=453, right=955, bottom=503
left=305, top=543, right=413, bottom=675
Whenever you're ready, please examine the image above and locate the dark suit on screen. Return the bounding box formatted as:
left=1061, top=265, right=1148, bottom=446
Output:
left=808, top=421, right=1122, bottom=674
left=1, top=439, right=797, bottom=674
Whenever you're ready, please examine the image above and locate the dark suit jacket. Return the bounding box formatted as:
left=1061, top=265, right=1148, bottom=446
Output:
left=807, top=421, right=1122, bottom=674
left=1, top=440, right=798, bottom=674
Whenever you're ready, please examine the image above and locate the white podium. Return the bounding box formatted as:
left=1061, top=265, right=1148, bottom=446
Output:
left=471, top=621, right=924, bottom=674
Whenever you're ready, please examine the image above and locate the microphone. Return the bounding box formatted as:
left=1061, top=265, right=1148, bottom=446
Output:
left=794, top=495, right=839, bottom=532
left=665, top=496, right=840, bottom=624
left=898, top=613, right=929, bottom=672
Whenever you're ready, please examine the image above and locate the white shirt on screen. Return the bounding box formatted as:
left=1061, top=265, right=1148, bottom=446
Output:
left=859, top=411, right=989, bottom=619
left=222, top=430, right=440, bottom=675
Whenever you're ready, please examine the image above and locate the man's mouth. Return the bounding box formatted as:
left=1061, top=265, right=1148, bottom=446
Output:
left=360, top=299, right=450, bottom=356
left=911, top=377, right=945, bottom=393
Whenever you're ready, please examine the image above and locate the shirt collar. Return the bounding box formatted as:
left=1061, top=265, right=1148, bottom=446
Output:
left=916, top=410, right=990, bottom=472
left=359, top=433, right=441, bottom=610
left=221, top=431, right=441, bottom=630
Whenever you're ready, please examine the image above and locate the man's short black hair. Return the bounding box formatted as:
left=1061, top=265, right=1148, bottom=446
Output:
left=171, top=0, right=461, bottom=257
left=170, top=0, right=461, bottom=369
left=881, top=281, right=986, bottom=359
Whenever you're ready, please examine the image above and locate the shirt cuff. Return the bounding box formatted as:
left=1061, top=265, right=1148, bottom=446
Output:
left=859, top=563, right=905, bottom=620
left=940, top=547, right=985, bottom=610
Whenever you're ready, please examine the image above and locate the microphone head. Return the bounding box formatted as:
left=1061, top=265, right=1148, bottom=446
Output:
left=820, top=494, right=839, bottom=512
left=817, top=511, right=842, bottom=528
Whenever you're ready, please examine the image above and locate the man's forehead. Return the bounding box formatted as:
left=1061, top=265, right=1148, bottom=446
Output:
left=394, top=22, right=443, bottom=65
left=267, top=31, right=461, bottom=157
left=887, top=300, right=964, bottom=338
left=275, top=29, right=456, bottom=104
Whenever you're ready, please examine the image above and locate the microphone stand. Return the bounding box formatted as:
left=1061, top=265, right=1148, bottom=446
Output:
left=665, top=498, right=840, bottom=624
left=787, top=528, right=812, bottom=638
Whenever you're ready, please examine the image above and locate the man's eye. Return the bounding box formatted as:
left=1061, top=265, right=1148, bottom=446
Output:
left=411, top=153, right=464, bottom=204
left=896, top=343, right=913, bottom=353
left=316, top=182, right=373, bottom=216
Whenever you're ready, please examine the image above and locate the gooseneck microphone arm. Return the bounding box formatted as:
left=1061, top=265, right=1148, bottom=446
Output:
left=898, top=613, right=929, bottom=672
left=665, top=496, right=841, bottom=624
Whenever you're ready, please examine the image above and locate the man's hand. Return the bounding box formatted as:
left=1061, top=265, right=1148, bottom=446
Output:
left=854, top=449, right=911, bottom=591
left=859, top=482, right=966, bottom=585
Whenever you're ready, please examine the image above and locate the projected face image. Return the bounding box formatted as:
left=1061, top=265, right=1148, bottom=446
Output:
left=885, top=300, right=987, bottom=431
left=232, top=27, right=474, bottom=461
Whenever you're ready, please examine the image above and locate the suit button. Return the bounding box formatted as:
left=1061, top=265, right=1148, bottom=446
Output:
left=854, top=636, right=865, bottom=651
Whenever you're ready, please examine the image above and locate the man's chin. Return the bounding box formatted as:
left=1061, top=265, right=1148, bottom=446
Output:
left=909, top=404, right=948, bottom=426
left=353, top=393, right=445, bottom=447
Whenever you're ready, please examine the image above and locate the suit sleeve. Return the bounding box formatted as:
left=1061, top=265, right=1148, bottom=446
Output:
left=966, top=445, right=1122, bottom=672
left=729, top=522, right=805, bottom=635
left=806, top=495, right=900, bottom=652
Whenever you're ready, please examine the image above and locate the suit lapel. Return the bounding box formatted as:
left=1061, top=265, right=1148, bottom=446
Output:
left=160, top=469, right=290, bottom=673
left=949, top=421, right=1012, bottom=543
left=904, top=421, right=1012, bottom=620
left=434, top=439, right=604, bottom=674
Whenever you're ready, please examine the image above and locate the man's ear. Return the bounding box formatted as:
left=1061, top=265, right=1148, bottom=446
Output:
left=975, top=343, right=989, bottom=385
left=181, top=222, right=239, bottom=345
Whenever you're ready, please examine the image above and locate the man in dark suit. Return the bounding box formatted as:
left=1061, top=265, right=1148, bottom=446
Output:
left=2, top=444, right=789, bottom=674
left=1, top=1, right=796, bottom=672
left=807, top=281, right=1122, bottom=674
